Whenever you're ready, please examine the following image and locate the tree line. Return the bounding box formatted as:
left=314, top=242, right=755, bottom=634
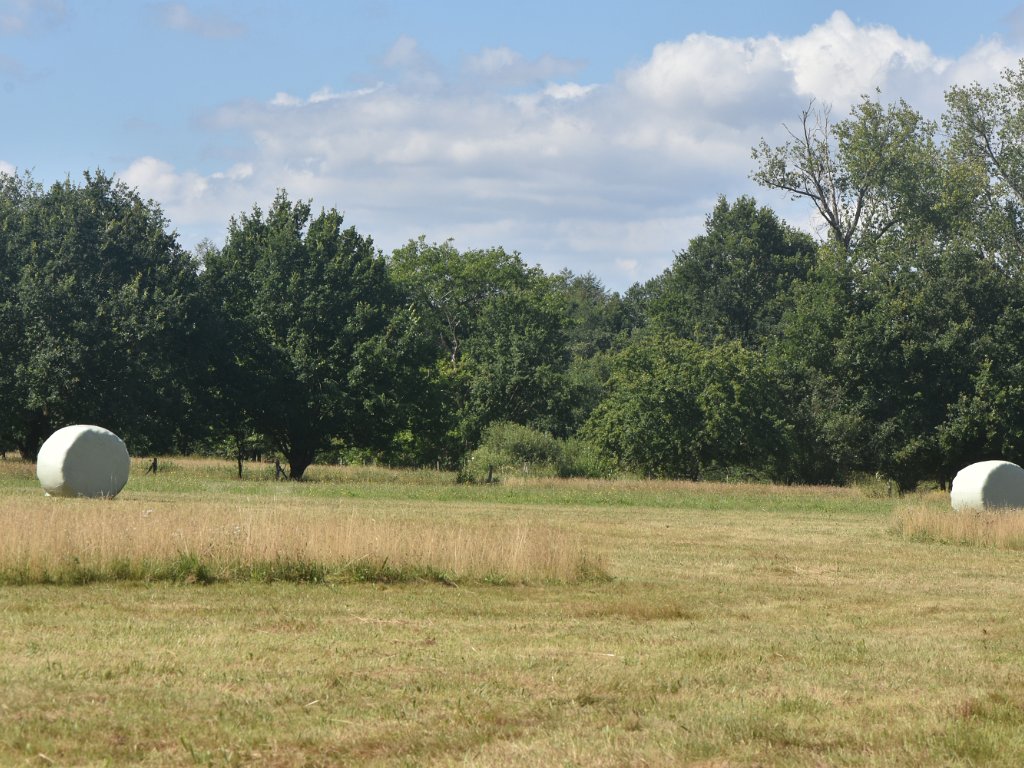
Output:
left=4, top=63, right=1024, bottom=488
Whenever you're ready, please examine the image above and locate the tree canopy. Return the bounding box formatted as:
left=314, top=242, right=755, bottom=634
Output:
left=8, top=64, right=1024, bottom=489
left=1, top=171, right=203, bottom=459
left=199, top=192, right=431, bottom=479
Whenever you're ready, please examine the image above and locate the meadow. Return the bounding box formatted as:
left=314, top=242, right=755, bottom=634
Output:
left=2, top=458, right=1024, bottom=766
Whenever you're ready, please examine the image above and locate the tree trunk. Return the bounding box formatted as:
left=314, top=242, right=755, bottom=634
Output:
left=233, top=435, right=245, bottom=479
left=286, top=446, right=316, bottom=480
left=18, top=412, right=51, bottom=462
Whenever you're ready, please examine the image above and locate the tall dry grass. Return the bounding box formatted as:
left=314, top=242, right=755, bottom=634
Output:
left=0, top=496, right=607, bottom=585
left=894, top=502, right=1024, bottom=549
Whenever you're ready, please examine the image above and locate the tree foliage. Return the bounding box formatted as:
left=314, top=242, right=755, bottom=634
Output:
left=752, top=78, right=1024, bottom=490
left=459, top=270, right=575, bottom=444
left=2, top=171, right=203, bottom=459
left=583, top=334, right=792, bottom=480
left=944, top=62, right=1024, bottom=263
left=201, top=192, right=424, bottom=479
left=647, top=195, right=816, bottom=346
left=389, top=237, right=530, bottom=368
left=752, top=95, right=940, bottom=250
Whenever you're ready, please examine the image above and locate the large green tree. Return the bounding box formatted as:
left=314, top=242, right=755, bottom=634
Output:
left=459, top=270, right=575, bottom=444
left=388, top=238, right=536, bottom=463
left=389, top=238, right=584, bottom=461
left=202, top=192, right=424, bottom=479
left=5, top=171, right=204, bottom=459
left=752, top=88, right=1022, bottom=490
left=0, top=172, right=35, bottom=452
left=583, top=334, right=793, bottom=480
left=647, top=195, right=817, bottom=346
left=752, top=94, right=941, bottom=251
left=774, top=227, right=1011, bottom=491
left=550, top=270, right=626, bottom=434
left=389, top=237, right=532, bottom=368
left=944, top=60, right=1024, bottom=266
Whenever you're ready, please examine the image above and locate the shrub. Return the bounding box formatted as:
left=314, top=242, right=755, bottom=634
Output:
left=560, top=437, right=614, bottom=479
left=461, top=422, right=611, bottom=482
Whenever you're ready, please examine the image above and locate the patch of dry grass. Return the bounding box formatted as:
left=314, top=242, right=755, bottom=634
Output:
left=894, top=498, right=1024, bottom=549
left=0, top=494, right=607, bottom=585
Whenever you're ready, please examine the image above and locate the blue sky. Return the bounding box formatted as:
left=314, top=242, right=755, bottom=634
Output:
left=3, top=1, right=1024, bottom=290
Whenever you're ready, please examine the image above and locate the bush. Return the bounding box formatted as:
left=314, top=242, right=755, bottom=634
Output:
left=460, top=422, right=611, bottom=482
left=560, top=437, right=613, bottom=479
left=483, top=422, right=564, bottom=465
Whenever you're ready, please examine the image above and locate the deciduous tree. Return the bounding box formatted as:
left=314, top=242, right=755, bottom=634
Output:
left=648, top=195, right=816, bottom=346
left=202, top=192, right=424, bottom=479
left=583, top=334, right=791, bottom=480
left=7, top=171, right=203, bottom=459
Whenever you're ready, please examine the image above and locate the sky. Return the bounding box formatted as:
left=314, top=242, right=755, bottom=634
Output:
left=3, top=1, right=1024, bottom=291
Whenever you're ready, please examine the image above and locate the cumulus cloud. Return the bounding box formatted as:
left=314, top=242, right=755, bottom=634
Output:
left=0, top=160, right=16, bottom=175
left=379, top=35, right=443, bottom=91
left=117, top=13, right=1024, bottom=289
left=383, top=35, right=428, bottom=70
left=464, top=46, right=583, bottom=86
left=783, top=11, right=946, bottom=104
left=543, top=82, right=598, bottom=100
left=120, top=156, right=209, bottom=206
left=153, top=2, right=245, bottom=39
left=619, top=11, right=969, bottom=123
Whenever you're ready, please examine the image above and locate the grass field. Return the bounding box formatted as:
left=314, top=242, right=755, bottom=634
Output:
left=3, top=458, right=1024, bottom=765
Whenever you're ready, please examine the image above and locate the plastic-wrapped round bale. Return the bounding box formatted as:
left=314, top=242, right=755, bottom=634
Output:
left=950, top=460, right=1024, bottom=511
left=36, top=425, right=131, bottom=498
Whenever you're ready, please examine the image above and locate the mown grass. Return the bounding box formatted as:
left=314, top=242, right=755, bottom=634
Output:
left=4, top=458, right=1024, bottom=765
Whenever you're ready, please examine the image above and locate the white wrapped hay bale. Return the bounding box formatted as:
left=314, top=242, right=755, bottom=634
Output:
left=950, top=460, right=1024, bottom=511
left=36, top=425, right=131, bottom=498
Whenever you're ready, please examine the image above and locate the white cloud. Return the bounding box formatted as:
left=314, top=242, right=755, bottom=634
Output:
left=271, top=84, right=383, bottom=108
left=383, top=35, right=425, bottom=69
left=308, top=87, right=342, bottom=104
left=782, top=11, right=946, bottom=105
left=0, top=160, right=16, bottom=175
left=120, top=156, right=209, bottom=205
left=464, top=47, right=582, bottom=86
left=619, top=10, right=965, bottom=124
left=210, top=163, right=253, bottom=181
left=153, top=2, right=245, bottom=39
left=944, top=38, right=1023, bottom=90
left=379, top=35, right=444, bottom=91
left=624, top=33, right=791, bottom=114
left=615, top=258, right=639, bottom=276
left=270, top=91, right=301, bottom=107
left=117, top=17, right=1024, bottom=290
left=543, top=82, right=597, bottom=100
left=466, top=46, right=519, bottom=76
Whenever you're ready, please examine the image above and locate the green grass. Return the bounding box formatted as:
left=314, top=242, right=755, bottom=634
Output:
left=2, top=457, right=1023, bottom=765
